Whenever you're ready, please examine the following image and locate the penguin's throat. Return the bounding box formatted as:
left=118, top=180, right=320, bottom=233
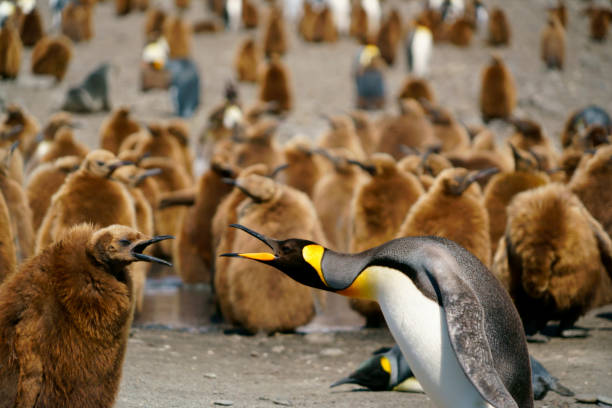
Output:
left=336, top=267, right=377, bottom=300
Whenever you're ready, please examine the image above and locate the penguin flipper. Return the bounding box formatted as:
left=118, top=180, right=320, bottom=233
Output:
left=426, top=255, right=519, bottom=408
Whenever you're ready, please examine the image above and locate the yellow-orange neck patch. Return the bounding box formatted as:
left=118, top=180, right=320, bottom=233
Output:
left=302, top=244, right=327, bottom=286
left=380, top=356, right=391, bottom=374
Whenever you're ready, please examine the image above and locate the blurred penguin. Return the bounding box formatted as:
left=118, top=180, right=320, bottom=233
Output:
left=405, top=18, right=433, bottom=77
left=492, top=183, right=612, bottom=338
left=480, top=54, right=516, bottom=122
left=166, top=58, right=201, bottom=117
left=349, top=0, right=368, bottom=42
left=235, top=37, right=259, bottom=83
left=17, top=0, right=43, bottom=47
left=263, top=5, right=288, bottom=57
left=30, top=126, right=89, bottom=173
left=487, top=7, right=510, bottom=46
left=61, top=1, right=93, bottom=42
left=377, top=8, right=402, bottom=65
left=397, top=76, right=435, bottom=104
left=144, top=7, right=166, bottom=42
left=362, top=0, right=380, bottom=38
left=548, top=0, right=567, bottom=28
left=100, top=107, right=141, bottom=155
left=353, top=44, right=386, bottom=110
left=419, top=99, right=470, bottom=153
left=328, top=0, right=350, bottom=34
left=541, top=13, right=565, bottom=70
left=507, top=117, right=558, bottom=171
left=242, top=0, right=258, bottom=28
left=318, top=114, right=366, bottom=160
left=259, top=53, right=292, bottom=113
left=280, top=136, right=321, bottom=197
left=0, top=190, right=15, bottom=281
left=0, top=104, right=40, bottom=160
left=0, top=2, right=21, bottom=80
left=232, top=119, right=284, bottom=170
left=62, top=63, right=112, bottom=113
left=349, top=110, right=378, bottom=156
left=397, top=167, right=495, bottom=267
left=561, top=105, right=611, bottom=148
left=584, top=5, right=612, bottom=41
left=31, top=35, right=73, bottom=82
left=163, top=15, right=191, bottom=58
left=166, top=119, right=194, bottom=178
left=140, top=36, right=171, bottom=91
left=223, top=0, right=242, bottom=30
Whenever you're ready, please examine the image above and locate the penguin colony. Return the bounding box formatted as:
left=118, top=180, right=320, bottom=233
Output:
left=1, top=0, right=611, bottom=406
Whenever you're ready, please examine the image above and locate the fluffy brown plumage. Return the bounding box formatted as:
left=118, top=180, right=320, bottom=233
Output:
left=128, top=123, right=188, bottom=176
left=0, top=21, right=22, bottom=80
left=0, top=192, right=16, bottom=282
left=166, top=119, right=194, bottom=178
left=448, top=15, right=474, bottom=46
left=541, top=13, right=565, bottom=70
left=235, top=37, right=259, bottom=83
left=242, top=0, right=259, bottom=28
left=0, top=104, right=40, bottom=163
left=280, top=136, right=321, bottom=197
left=299, top=1, right=317, bottom=41
left=487, top=7, right=511, bottom=46
left=349, top=110, right=378, bottom=156
left=221, top=175, right=325, bottom=333
left=397, top=167, right=493, bottom=267
left=479, top=55, right=516, bottom=122
left=376, top=9, right=402, bottom=65
left=397, top=76, right=435, bottom=105
left=143, top=7, right=166, bottom=41
left=506, top=117, right=558, bottom=171
left=349, top=0, right=369, bottom=43
left=258, top=54, right=292, bottom=112
left=61, top=2, right=93, bottom=42
left=163, top=15, right=192, bottom=58
left=0, top=224, right=171, bottom=408
left=99, top=107, right=141, bottom=154
left=18, top=8, right=43, bottom=47
left=36, top=150, right=136, bottom=252
left=263, top=5, right=287, bottom=57
left=492, top=183, right=612, bottom=336
left=420, top=100, right=470, bottom=153
left=376, top=99, right=438, bottom=160
left=31, top=35, right=73, bottom=82
left=312, top=6, right=338, bottom=43
left=318, top=114, right=366, bottom=160
left=585, top=6, right=612, bottom=41
left=232, top=119, right=283, bottom=170
left=558, top=125, right=609, bottom=181
left=32, top=126, right=89, bottom=170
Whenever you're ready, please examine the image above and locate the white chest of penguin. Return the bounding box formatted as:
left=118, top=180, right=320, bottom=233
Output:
left=364, top=265, right=493, bottom=408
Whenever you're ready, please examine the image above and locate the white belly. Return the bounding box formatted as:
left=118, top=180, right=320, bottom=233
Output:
left=411, top=30, right=432, bottom=77
left=366, top=266, right=493, bottom=408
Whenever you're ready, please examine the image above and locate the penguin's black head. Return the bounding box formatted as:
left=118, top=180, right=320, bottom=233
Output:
left=220, top=224, right=331, bottom=291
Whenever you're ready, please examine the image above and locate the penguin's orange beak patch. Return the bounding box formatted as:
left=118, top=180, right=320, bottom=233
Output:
left=236, top=252, right=276, bottom=261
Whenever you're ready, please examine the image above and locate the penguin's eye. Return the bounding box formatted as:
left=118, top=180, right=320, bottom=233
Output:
left=97, top=160, right=105, bottom=166
left=119, top=239, right=131, bottom=247
left=280, top=244, right=291, bottom=254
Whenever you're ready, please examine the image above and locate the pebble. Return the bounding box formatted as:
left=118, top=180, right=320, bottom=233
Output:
left=213, top=400, right=234, bottom=406
left=251, top=351, right=260, bottom=357
left=204, top=373, right=217, bottom=379
left=272, top=346, right=285, bottom=353
left=576, top=394, right=598, bottom=403
left=304, top=333, right=335, bottom=345
left=272, top=399, right=292, bottom=406
left=320, top=348, right=344, bottom=357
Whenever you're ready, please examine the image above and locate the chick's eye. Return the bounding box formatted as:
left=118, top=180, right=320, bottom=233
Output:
left=119, top=239, right=131, bottom=246
left=96, top=160, right=105, bottom=166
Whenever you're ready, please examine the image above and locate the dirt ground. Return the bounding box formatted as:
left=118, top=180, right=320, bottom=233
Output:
left=2, top=0, right=612, bottom=406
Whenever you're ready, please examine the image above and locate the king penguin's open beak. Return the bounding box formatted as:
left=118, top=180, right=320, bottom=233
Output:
left=220, top=224, right=278, bottom=261
left=131, top=235, right=174, bottom=266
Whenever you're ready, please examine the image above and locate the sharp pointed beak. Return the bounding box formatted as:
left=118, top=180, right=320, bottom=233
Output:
left=228, top=223, right=277, bottom=251
left=220, top=252, right=277, bottom=261
left=467, top=167, right=500, bottom=184
left=136, top=168, right=162, bottom=185
left=269, top=163, right=289, bottom=178
left=108, top=160, right=134, bottom=175
left=221, top=179, right=263, bottom=203
left=347, top=159, right=376, bottom=175
left=131, top=235, right=174, bottom=266
left=330, top=377, right=357, bottom=388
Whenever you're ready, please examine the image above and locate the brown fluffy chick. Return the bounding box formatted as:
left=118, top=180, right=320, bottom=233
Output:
left=492, top=183, right=612, bottom=337
left=479, top=54, right=516, bottom=122
left=99, top=107, right=141, bottom=154
left=0, top=224, right=171, bottom=408
left=487, top=7, right=511, bottom=46
left=242, top=0, right=259, bottom=28
left=0, top=104, right=40, bottom=161
left=32, top=126, right=89, bottom=170
left=26, top=156, right=81, bottom=233
left=549, top=0, right=567, bottom=28
left=279, top=136, right=321, bottom=197
left=569, top=145, right=612, bottom=237
left=299, top=1, right=317, bottom=41
left=420, top=99, right=470, bottom=153
left=258, top=54, right=292, bottom=113
left=160, top=146, right=237, bottom=285
left=166, top=120, right=194, bottom=178
left=311, top=6, right=338, bottom=43
left=397, top=167, right=494, bottom=267
left=0, top=191, right=16, bottom=282
left=541, top=13, right=565, bottom=70
left=163, top=15, right=192, bottom=58
left=235, top=37, right=259, bottom=83
left=61, top=2, right=93, bottom=42
left=398, top=148, right=452, bottom=190
left=19, top=7, right=44, bottom=47
left=349, top=110, right=379, bottom=156
left=0, top=144, right=35, bottom=261
left=318, top=114, right=366, bottom=161
left=36, top=150, right=136, bottom=252
left=221, top=175, right=325, bottom=333
left=448, top=15, right=474, bottom=46
left=584, top=6, right=612, bottom=41
left=558, top=125, right=609, bottom=182
left=263, top=5, right=288, bottom=57
left=144, top=7, right=166, bottom=42
left=311, top=148, right=368, bottom=251
left=484, top=145, right=550, bottom=257
left=376, top=9, right=402, bottom=65
left=376, top=99, right=438, bottom=160
left=397, top=76, right=436, bottom=105
left=129, top=123, right=189, bottom=177
left=506, top=117, right=558, bottom=171
left=0, top=19, right=22, bottom=79
left=31, top=35, right=73, bottom=82
left=349, top=0, right=368, bottom=43
left=232, top=118, right=284, bottom=170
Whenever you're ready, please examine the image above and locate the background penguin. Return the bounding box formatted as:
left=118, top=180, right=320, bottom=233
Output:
left=235, top=37, right=259, bottom=83
left=241, top=0, right=258, bottom=29
left=506, top=117, right=558, bottom=171
left=279, top=136, right=321, bottom=197
left=558, top=125, right=609, bottom=182
left=484, top=144, right=550, bottom=257
left=0, top=104, right=39, bottom=161
left=376, top=99, right=437, bottom=160
left=0, top=8, right=22, bottom=80
left=311, top=148, right=367, bottom=251
left=548, top=0, right=567, bottom=28
left=25, top=155, right=81, bottom=233
left=259, top=54, right=292, bottom=113
left=17, top=0, right=43, bottom=47
left=140, top=36, right=171, bottom=91
left=223, top=0, right=242, bottom=30
left=397, top=167, right=495, bottom=267
left=353, top=44, right=386, bottom=110
left=127, top=124, right=187, bottom=173
left=263, top=5, right=288, bottom=58
left=397, top=148, right=452, bottom=190
left=36, top=149, right=136, bottom=252
left=349, top=110, right=378, bottom=156
left=479, top=54, right=516, bottom=122
left=584, top=6, right=612, bottom=42
left=561, top=105, right=611, bottom=148
left=492, top=183, right=612, bottom=338
left=349, top=0, right=368, bottom=43
left=487, top=7, right=511, bottom=46
left=222, top=223, right=533, bottom=408
left=219, top=174, right=325, bottom=333
left=569, top=145, right=612, bottom=238
left=298, top=1, right=317, bottom=41
left=540, top=13, right=565, bottom=70
left=27, top=126, right=89, bottom=173
left=0, top=189, right=15, bottom=282
left=166, top=57, right=201, bottom=118
left=376, top=9, right=402, bottom=66
left=397, top=76, right=436, bottom=105
left=163, top=15, right=191, bottom=58
left=328, top=0, right=350, bottom=35
left=348, top=153, right=424, bottom=327
left=62, top=63, right=112, bottom=113
left=166, top=119, right=194, bottom=178
left=0, top=224, right=171, bottom=408
left=419, top=99, right=470, bottom=153
left=405, top=18, right=433, bottom=77
left=311, top=6, right=338, bottom=43
left=31, top=35, right=73, bottom=82
left=447, top=14, right=474, bottom=46
left=318, top=114, right=366, bottom=161
left=144, top=7, right=166, bottom=42
left=0, top=142, right=34, bottom=261
left=61, top=1, right=93, bottom=42
left=231, top=118, right=283, bottom=169
left=99, top=106, right=141, bottom=154
left=361, top=0, right=381, bottom=40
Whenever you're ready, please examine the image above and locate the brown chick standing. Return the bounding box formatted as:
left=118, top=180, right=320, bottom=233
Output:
left=0, top=18, right=22, bottom=79
left=487, top=7, right=511, bottom=46
left=31, top=35, right=73, bottom=82
left=0, top=224, right=172, bottom=408
left=235, top=37, right=260, bottom=83
left=99, top=107, right=141, bottom=154
left=479, top=54, right=516, bottom=122
left=259, top=54, right=292, bottom=113
left=541, top=13, right=565, bottom=70
left=263, top=5, right=288, bottom=57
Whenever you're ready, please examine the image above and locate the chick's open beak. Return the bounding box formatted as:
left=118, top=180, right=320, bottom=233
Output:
left=131, top=235, right=174, bottom=266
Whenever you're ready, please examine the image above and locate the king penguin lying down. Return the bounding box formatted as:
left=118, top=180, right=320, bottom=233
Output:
left=222, top=224, right=534, bottom=408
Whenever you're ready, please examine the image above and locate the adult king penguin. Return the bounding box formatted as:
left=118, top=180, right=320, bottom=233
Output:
left=222, top=224, right=533, bottom=408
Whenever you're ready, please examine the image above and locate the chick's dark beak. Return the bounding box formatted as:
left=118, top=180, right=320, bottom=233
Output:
left=220, top=224, right=278, bottom=261
left=131, top=235, right=174, bottom=266
left=108, top=160, right=134, bottom=175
